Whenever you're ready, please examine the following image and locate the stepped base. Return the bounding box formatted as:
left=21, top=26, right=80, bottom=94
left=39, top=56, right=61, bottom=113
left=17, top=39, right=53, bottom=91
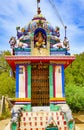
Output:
left=11, top=104, right=75, bottom=130
left=18, top=111, right=68, bottom=130
left=32, top=106, right=50, bottom=112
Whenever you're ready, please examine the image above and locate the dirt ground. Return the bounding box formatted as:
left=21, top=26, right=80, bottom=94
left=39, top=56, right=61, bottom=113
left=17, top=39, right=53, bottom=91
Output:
left=0, top=118, right=10, bottom=130
left=0, top=115, right=84, bottom=130
left=74, top=114, right=84, bottom=130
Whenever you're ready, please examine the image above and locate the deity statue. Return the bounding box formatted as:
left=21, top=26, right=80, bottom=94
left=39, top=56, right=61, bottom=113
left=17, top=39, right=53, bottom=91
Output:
left=34, top=31, right=46, bottom=49
left=9, top=36, right=16, bottom=55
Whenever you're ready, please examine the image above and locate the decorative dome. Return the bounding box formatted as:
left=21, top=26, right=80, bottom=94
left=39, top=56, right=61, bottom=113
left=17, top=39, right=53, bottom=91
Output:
left=9, top=6, right=70, bottom=56
left=23, top=13, right=56, bottom=36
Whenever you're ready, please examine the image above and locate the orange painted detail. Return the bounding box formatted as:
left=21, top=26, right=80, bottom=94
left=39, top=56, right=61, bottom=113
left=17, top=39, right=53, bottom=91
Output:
left=14, top=98, right=31, bottom=102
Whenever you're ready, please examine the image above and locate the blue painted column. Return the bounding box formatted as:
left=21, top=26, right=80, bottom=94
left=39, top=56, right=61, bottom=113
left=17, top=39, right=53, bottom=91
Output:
left=62, top=65, right=65, bottom=97
left=16, top=64, right=19, bottom=98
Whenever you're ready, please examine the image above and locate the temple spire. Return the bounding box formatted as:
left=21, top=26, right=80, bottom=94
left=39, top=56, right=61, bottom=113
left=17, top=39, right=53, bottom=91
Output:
left=37, top=0, right=41, bottom=14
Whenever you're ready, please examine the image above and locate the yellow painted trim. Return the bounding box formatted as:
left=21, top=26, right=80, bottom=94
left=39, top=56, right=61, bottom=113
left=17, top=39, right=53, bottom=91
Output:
left=13, top=98, right=31, bottom=101
left=15, top=61, right=31, bottom=64
left=50, top=97, right=66, bottom=101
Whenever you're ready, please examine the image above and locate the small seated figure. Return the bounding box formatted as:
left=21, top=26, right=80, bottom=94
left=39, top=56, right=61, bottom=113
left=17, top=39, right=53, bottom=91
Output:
left=34, top=31, right=46, bottom=49
left=63, top=38, right=70, bottom=50
left=16, top=27, right=27, bottom=39
left=9, top=36, right=16, bottom=48
left=55, top=26, right=60, bottom=37
left=9, top=36, right=17, bottom=55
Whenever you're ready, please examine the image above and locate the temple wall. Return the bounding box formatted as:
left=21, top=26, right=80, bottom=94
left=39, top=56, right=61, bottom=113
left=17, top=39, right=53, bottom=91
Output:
left=15, top=64, right=65, bottom=107
left=16, top=65, right=28, bottom=98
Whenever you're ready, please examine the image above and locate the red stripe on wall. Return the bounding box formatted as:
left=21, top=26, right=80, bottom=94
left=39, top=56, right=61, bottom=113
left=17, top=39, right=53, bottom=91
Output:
left=53, top=65, right=56, bottom=97
left=25, top=65, right=28, bottom=97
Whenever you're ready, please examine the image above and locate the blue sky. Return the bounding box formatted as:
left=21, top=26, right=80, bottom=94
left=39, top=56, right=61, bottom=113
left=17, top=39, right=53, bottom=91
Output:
left=0, top=0, right=84, bottom=54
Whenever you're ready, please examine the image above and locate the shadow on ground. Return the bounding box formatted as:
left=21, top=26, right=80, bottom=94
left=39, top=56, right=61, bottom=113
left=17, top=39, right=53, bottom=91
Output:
left=74, top=118, right=84, bottom=124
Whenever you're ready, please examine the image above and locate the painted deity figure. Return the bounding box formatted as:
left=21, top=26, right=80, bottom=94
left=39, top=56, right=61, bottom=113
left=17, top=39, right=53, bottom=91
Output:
left=9, top=36, right=16, bottom=55
left=34, top=31, right=46, bottom=49
left=55, top=26, right=60, bottom=37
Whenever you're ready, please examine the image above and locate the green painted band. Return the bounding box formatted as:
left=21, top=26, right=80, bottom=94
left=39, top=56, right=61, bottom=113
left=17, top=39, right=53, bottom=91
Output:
left=49, top=65, right=53, bottom=98
left=28, top=65, right=31, bottom=98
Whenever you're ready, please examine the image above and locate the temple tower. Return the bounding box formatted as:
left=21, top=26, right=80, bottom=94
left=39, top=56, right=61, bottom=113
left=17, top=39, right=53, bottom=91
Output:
left=6, top=2, right=75, bottom=130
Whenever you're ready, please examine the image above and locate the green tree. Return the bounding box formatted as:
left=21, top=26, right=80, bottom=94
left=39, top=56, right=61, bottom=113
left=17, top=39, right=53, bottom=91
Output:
left=0, top=51, right=15, bottom=98
left=0, top=72, right=15, bottom=98
left=65, top=52, right=84, bottom=112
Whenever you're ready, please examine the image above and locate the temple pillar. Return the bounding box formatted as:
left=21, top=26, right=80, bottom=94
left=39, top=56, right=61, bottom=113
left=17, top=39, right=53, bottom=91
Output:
left=62, top=65, right=65, bottom=97
left=16, top=65, right=19, bottom=98
left=25, top=65, right=28, bottom=98
left=49, top=65, right=54, bottom=110
left=50, top=64, right=66, bottom=111
left=49, top=65, right=54, bottom=98
left=27, top=64, right=31, bottom=111
left=27, top=65, right=31, bottom=98
left=15, top=64, right=31, bottom=108
left=19, top=65, right=26, bottom=98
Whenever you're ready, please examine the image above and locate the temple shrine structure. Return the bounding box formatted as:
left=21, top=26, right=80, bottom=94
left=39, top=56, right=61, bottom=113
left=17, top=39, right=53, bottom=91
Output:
left=5, top=1, right=75, bottom=130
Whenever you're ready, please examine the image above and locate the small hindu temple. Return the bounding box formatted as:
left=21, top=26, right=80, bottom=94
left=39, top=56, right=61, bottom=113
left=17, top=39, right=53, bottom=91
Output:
left=5, top=1, right=75, bottom=130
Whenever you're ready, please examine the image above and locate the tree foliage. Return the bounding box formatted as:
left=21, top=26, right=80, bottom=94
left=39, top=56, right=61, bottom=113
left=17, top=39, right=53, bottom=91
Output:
left=0, top=51, right=15, bottom=98
left=65, top=52, right=84, bottom=112
left=65, top=52, right=84, bottom=87
left=65, top=84, right=84, bottom=112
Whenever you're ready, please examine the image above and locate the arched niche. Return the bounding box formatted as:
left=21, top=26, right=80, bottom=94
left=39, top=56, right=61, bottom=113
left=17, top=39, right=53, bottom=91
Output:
left=34, top=28, right=47, bottom=49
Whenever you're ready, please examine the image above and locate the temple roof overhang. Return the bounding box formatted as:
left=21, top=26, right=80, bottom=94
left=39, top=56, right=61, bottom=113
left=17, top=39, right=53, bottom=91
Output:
left=5, top=55, right=76, bottom=71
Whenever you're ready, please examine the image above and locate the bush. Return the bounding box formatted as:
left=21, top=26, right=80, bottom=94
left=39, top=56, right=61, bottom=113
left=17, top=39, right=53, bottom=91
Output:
left=65, top=84, right=84, bottom=112
left=0, top=72, right=15, bottom=98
